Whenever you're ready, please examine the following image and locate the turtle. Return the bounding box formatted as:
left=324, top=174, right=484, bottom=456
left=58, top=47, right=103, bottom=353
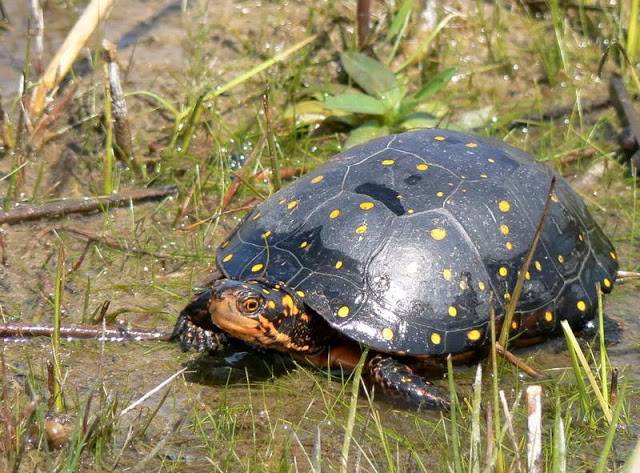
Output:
left=172, top=128, right=618, bottom=409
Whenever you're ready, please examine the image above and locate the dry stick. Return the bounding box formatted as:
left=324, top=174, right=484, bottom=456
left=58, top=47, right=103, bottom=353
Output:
left=103, top=39, right=143, bottom=178
left=526, top=385, right=543, bottom=473
left=609, top=367, right=619, bottom=406
left=499, top=177, right=557, bottom=348
left=30, top=0, right=114, bottom=115
left=262, top=92, right=281, bottom=192
left=0, top=322, right=171, bottom=341
left=0, top=185, right=176, bottom=225
left=499, top=390, right=523, bottom=473
left=28, top=0, right=44, bottom=75
left=356, top=0, right=371, bottom=50
left=495, top=342, right=544, bottom=379
left=610, top=74, right=640, bottom=167
left=120, top=368, right=187, bottom=416
left=30, top=84, right=77, bottom=145
left=509, top=96, right=611, bottom=129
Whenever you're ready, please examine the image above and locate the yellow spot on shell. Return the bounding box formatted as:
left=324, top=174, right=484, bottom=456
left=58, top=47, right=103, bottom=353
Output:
left=610, top=251, right=617, bottom=260
left=251, top=263, right=264, bottom=272
left=498, top=267, right=508, bottom=277
left=262, top=289, right=270, bottom=294
left=498, top=200, right=511, bottom=212
left=299, top=241, right=308, bottom=248
left=544, top=311, right=553, bottom=322
left=577, top=300, right=587, bottom=312
left=222, top=254, right=233, bottom=262
left=335, top=260, right=343, bottom=269
left=382, top=328, right=394, bottom=341
left=266, top=300, right=276, bottom=310
left=478, top=281, right=486, bottom=291
left=261, top=231, right=271, bottom=239
left=416, top=163, right=429, bottom=171
left=443, top=269, right=452, bottom=281
left=360, top=201, right=375, bottom=210
left=430, top=333, right=441, bottom=345
left=557, top=255, right=565, bottom=263
left=436, top=191, right=445, bottom=198
left=220, top=240, right=229, bottom=248
left=287, top=200, right=299, bottom=209
left=311, top=175, right=324, bottom=184
left=504, top=292, right=511, bottom=301
left=465, top=142, right=478, bottom=148
left=500, top=224, right=510, bottom=235
left=408, top=209, right=414, bottom=214
left=431, top=228, right=447, bottom=240
left=381, top=159, right=395, bottom=166
left=355, top=224, right=368, bottom=234
left=535, top=261, right=542, bottom=271
left=338, top=306, right=350, bottom=317
left=525, top=271, right=531, bottom=280
left=448, top=306, right=458, bottom=317
left=329, top=209, right=341, bottom=219
left=467, top=329, right=481, bottom=341
left=505, top=241, right=513, bottom=251
left=434, top=135, right=446, bottom=141
left=296, top=290, right=305, bottom=297
left=603, top=278, right=612, bottom=289
left=511, top=321, right=518, bottom=330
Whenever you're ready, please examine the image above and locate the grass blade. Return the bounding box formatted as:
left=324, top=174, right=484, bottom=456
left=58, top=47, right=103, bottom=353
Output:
left=340, top=348, right=368, bottom=473
left=561, top=321, right=612, bottom=423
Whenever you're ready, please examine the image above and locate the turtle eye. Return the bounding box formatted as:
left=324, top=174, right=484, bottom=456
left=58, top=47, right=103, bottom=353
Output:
left=239, top=297, right=262, bottom=314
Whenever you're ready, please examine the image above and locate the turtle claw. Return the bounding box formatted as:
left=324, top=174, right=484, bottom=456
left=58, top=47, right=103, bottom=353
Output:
left=171, top=289, right=227, bottom=353
left=172, top=314, right=226, bottom=352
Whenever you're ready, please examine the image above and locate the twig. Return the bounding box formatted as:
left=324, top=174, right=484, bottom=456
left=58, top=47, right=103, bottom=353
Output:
left=28, top=0, right=44, bottom=75
left=495, top=342, right=544, bottom=378
left=0, top=322, right=171, bottom=341
left=0, top=185, right=176, bottom=225
left=526, top=385, right=543, bottom=473
left=30, top=0, right=115, bottom=115
left=356, top=0, right=371, bottom=49
left=510, top=96, right=611, bottom=129
left=103, top=39, right=143, bottom=178
left=499, top=177, right=556, bottom=348
left=31, top=85, right=77, bottom=145
left=263, top=91, right=281, bottom=192
left=120, top=368, right=186, bottom=416
left=610, top=75, right=640, bottom=146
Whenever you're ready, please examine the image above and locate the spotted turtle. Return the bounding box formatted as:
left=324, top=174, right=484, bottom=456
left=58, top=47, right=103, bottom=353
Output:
left=172, top=129, right=618, bottom=409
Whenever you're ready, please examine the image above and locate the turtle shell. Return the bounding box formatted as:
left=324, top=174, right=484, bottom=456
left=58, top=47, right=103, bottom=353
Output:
left=217, top=129, right=618, bottom=356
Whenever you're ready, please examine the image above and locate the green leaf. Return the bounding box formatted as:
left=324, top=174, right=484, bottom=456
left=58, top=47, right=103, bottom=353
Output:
left=340, top=52, right=403, bottom=106
left=398, top=112, right=438, bottom=130
left=413, top=67, right=456, bottom=101
left=283, top=100, right=331, bottom=127
left=386, top=0, right=414, bottom=41
left=344, top=122, right=390, bottom=149
left=325, top=93, right=387, bottom=115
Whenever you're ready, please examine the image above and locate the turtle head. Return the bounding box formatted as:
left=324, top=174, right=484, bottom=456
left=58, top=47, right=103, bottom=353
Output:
left=208, top=279, right=322, bottom=353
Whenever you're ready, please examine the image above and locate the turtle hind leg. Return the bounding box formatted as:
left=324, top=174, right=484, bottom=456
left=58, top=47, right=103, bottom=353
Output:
left=367, top=355, right=450, bottom=410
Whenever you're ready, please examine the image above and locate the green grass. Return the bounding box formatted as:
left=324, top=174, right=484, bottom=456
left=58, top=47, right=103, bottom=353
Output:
left=1, top=1, right=639, bottom=471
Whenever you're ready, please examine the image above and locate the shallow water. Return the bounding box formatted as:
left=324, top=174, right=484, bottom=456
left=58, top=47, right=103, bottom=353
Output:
left=1, top=1, right=639, bottom=471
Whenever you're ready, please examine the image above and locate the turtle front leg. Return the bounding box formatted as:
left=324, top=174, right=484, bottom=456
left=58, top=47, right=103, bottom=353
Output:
left=367, top=355, right=450, bottom=410
left=171, top=289, right=227, bottom=353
